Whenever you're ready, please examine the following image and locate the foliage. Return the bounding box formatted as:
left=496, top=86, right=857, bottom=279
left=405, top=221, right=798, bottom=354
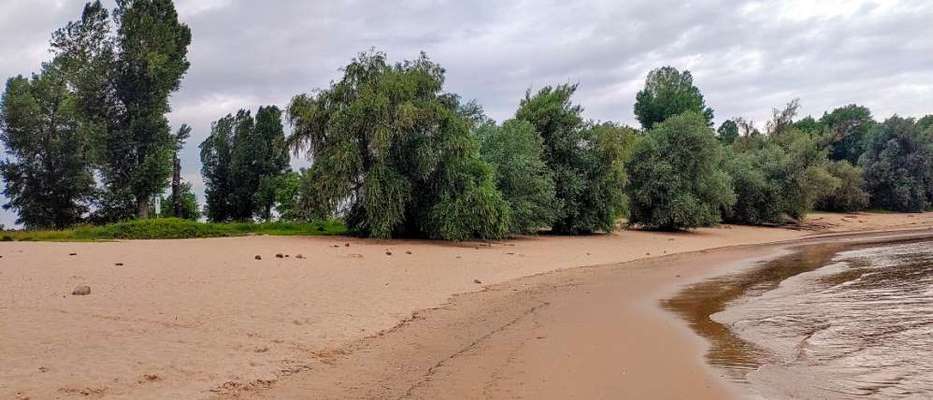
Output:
left=158, top=182, right=200, bottom=220
left=626, top=112, right=734, bottom=230
left=1, top=218, right=346, bottom=242
left=818, top=161, right=870, bottom=212
left=861, top=116, right=933, bottom=212
left=200, top=107, right=289, bottom=222
left=634, top=66, right=714, bottom=130
left=0, top=65, right=97, bottom=229
left=272, top=170, right=304, bottom=221
left=820, top=104, right=875, bottom=164
left=476, top=119, right=557, bottom=234
left=50, top=0, right=192, bottom=220
left=514, top=84, right=628, bottom=233
left=717, top=120, right=739, bottom=144
left=287, top=51, right=510, bottom=240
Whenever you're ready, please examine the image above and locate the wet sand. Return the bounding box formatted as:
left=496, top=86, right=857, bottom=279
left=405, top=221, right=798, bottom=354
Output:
left=2, top=212, right=933, bottom=399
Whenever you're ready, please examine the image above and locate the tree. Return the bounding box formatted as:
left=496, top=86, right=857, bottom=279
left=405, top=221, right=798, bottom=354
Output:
left=717, top=120, right=739, bottom=144
left=818, top=161, right=870, bottom=212
left=0, top=66, right=96, bottom=229
left=793, top=115, right=823, bottom=136
left=476, top=119, right=557, bottom=234
left=861, top=116, right=933, bottom=212
left=51, top=0, right=191, bottom=220
left=287, top=51, right=510, bottom=240
left=626, top=112, right=735, bottom=230
left=766, top=99, right=800, bottom=136
left=820, top=104, right=874, bottom=164
left=200, top=113, right=238, bottom=222
left=634, top=66, right=714, bottom=130
left=272, top=170, right=304, bottom=221
left=247, top=106, right=290, bottom=221
left=158, top=181, right=199, bottom=220
left=515, top=84, right=627, bottom=234
left=169, top=123, right=191, bottom=218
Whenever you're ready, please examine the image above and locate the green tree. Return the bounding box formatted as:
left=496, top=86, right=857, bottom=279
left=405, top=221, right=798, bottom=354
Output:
left=272, top=170, right=304, bottom=221
left=158, top=181, right=199, bottom=220
left=626, top=112, right=734, bottom=230
left=818, top=160, right=870, bottom=212
left=199, top=113, right=238, bottom=222
left=51, top=0, right=191, bottom=220
left=861, top=116, right=933, bottom=212
left=169, top=123, right=191, bottom=218
left=0, top=66, right=96, bottom=229
left=634, top=66, right=714, bottom=130
left=717, top=120, right=739, bottom=144
left=287, top=51, right=510, bottom=240
left=248, top=106, right=290, bottom=221
left=515, top=84, right=627, bottom=234
left=476, top=119, right=557, bottom=234
left=820, top=104, right=874, bottom=164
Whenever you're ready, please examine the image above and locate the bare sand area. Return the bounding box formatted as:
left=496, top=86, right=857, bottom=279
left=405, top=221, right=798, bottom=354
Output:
left=2, top=212, right=933, bottom=399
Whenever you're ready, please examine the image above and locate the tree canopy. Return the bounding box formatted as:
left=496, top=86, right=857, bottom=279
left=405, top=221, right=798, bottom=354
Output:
left=626, top=112, right=734, bottom=230
left=287, top=51, right=510, bottom=240
left=634, top=66, right=714, bottom=130
left=861, top=116, right=933, bottom=212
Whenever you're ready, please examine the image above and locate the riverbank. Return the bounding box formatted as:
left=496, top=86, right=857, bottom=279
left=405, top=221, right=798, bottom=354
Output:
left=2, top=212, right=932, bottom=399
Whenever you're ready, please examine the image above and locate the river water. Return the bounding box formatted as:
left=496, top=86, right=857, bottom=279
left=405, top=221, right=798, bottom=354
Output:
left=665, top=239, right=933, bottom=399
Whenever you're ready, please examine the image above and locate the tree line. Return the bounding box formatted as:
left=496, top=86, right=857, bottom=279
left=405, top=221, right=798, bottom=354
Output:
left=2, top=1, right=932, bottom=237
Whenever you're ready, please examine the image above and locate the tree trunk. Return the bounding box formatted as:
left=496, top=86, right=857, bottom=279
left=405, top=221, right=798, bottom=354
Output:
left=172, top=154, right=182, bottom=218
left=137, top=198, right=149, bottom=219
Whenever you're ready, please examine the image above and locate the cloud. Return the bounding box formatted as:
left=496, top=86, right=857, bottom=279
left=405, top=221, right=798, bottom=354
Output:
left=1, top=0, right=931, bottom=226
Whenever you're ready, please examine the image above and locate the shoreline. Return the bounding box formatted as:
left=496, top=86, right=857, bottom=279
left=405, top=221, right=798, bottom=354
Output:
left=2, top=212, right=933, bottom=399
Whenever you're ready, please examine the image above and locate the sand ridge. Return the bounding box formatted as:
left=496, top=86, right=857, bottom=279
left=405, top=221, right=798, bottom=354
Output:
left=2, top=212, right=933, bottom=399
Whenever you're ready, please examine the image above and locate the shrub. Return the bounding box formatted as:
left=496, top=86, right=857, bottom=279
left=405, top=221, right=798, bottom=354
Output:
left=861, top=116, right=933, bottom=212
left=626, top=112, right=735, bottom=230
left=818, top=161, right=870, bottom=212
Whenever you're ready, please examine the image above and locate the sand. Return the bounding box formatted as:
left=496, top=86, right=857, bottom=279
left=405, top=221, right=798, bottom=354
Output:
left=2, top=212, right=933, bottom=399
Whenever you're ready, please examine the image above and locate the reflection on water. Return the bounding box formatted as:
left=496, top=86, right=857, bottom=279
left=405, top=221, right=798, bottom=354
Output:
left=664, top=239, right=933, bottom=399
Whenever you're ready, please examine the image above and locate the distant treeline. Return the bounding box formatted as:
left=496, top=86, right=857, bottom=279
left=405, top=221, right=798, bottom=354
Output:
left=2, top=1, right=932, bottom=238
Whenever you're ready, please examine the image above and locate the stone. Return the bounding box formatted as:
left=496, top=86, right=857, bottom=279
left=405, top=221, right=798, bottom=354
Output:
left=72, top=285, right=91, bottom=296
left=255, top=255, right=262, bottom=260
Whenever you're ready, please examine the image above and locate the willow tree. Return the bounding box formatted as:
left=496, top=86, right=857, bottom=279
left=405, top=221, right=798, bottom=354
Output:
left=287, top=51, right=510, bottom=240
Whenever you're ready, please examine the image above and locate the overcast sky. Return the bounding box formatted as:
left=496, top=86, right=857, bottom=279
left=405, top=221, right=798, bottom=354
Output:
left=1, top=0, right=932, bottom=227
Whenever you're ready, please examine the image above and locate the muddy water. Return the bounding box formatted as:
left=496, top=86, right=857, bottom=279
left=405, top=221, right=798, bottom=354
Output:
left=664, top=239, right=933, bottom=399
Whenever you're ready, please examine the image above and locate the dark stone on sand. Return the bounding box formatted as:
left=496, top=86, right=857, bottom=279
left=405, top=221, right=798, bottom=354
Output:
left=473, top=279, right=483, bottom=284
left=255, top=255, right=262, bottom=260
left=275, top=253, right=284, bottom=258
left=345, top=243, right=350, bottom=247
left=406, top=250, right=412, bottom=255
left=72, top=285, right=91, bottom=296
left=386, top=251, right=393, bottom=256
left=296, top=254, right=305, bottom=259
left=69, top=253, right=78, bottom=256
left=115, top=263, right=124, bottom=266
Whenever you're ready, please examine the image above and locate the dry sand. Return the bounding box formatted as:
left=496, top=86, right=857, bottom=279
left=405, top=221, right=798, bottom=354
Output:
left=2, top=212, right=932, bottom=399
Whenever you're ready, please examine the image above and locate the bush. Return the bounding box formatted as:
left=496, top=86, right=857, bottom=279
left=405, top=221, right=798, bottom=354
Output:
left=862, top=116, right=933, bottom=212
left=1, top=218, right=346, bottom=241
left=818, top=161, right=870, bottom=212
left=476, top=119, right=557, bottom=234
left=514, top=84, right=628, bottom=234
left=286, top=51, right=510, bottom=240
left=626, top=112, right=735, bottom=230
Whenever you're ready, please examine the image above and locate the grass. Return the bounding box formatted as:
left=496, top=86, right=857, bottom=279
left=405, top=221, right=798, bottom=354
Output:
left=0, top=218, right=347, bottom=242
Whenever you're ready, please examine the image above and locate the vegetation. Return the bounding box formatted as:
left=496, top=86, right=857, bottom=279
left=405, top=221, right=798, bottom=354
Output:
left=634, top=66, right=714, bottom=130
left=287, top=51, right=510, bottom=240
left=2, top=0, right=932, bottom=241
left=626, top=112, right=735, bottom=230
left=515, top=85, right=628, bottom=234
left=1, top=218, right=345, bottom=242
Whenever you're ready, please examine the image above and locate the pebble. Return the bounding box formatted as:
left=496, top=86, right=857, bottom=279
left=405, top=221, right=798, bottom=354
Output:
left=72, top=285, right=91, bottom=296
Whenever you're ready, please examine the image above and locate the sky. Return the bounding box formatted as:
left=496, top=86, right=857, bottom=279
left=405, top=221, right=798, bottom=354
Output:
left=1, top=0, right=932, bottom=227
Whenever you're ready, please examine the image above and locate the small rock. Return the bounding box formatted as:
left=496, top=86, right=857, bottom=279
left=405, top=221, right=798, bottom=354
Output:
left=676, top=274, right=682, bottom=278
left=72, top=285, right=91, bottom=296
left=331, top=244, right=340, bottom=248
left=646, top=252, right=651, bottom=256
left=254, top=255, right=262, bottom=260
left=38, top=366, right=48, bottom=373
left=405, top=250, right=412, bottom=255
left=68, top=253, right=78, bottom=256
left=275, top=253, right=284, bottom=258
left=385, top=251, right=393, bottom=256
left=285, top=254, right=290, bottom=258
left=345, top=243, right=350, bottom=247
left=473, top=279, right=483, bottom=284
left=114, top=263, right=124, bottom=266
left=295, top=254, right=305, bottom=259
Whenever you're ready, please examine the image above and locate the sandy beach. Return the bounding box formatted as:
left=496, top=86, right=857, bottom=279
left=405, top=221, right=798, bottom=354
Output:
left=3, top=212, right=933, bottom=400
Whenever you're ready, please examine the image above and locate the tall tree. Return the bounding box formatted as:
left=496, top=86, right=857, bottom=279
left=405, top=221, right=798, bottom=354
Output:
left=170, top=123, right=191, bottom=218
left=0, top=65, right=96, bottom=229
left=634, top=66, right=714, bottom=130
left=626, top=112, right=735, bottom=230
left=51, top=0, right=191, bottom=220
left=287, top=51, right=510, bottom=240
left=247, top=106, right=290, bottom=221
left=820, top=104, right=874, bottom=164
left=515, top=84, right=627, bottom=234
left=717, top=120, right=739, bottom=144
left=861, top=116, right=933, bottom=212
left=200, top=113, right=239, bottom=222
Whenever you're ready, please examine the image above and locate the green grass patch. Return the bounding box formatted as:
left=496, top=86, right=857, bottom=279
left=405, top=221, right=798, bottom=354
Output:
left=1, top=218, right=347, bottom=242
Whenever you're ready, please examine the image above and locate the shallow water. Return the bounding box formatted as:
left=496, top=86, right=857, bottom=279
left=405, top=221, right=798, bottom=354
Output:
left=665, top=239, right=933, bottom=399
